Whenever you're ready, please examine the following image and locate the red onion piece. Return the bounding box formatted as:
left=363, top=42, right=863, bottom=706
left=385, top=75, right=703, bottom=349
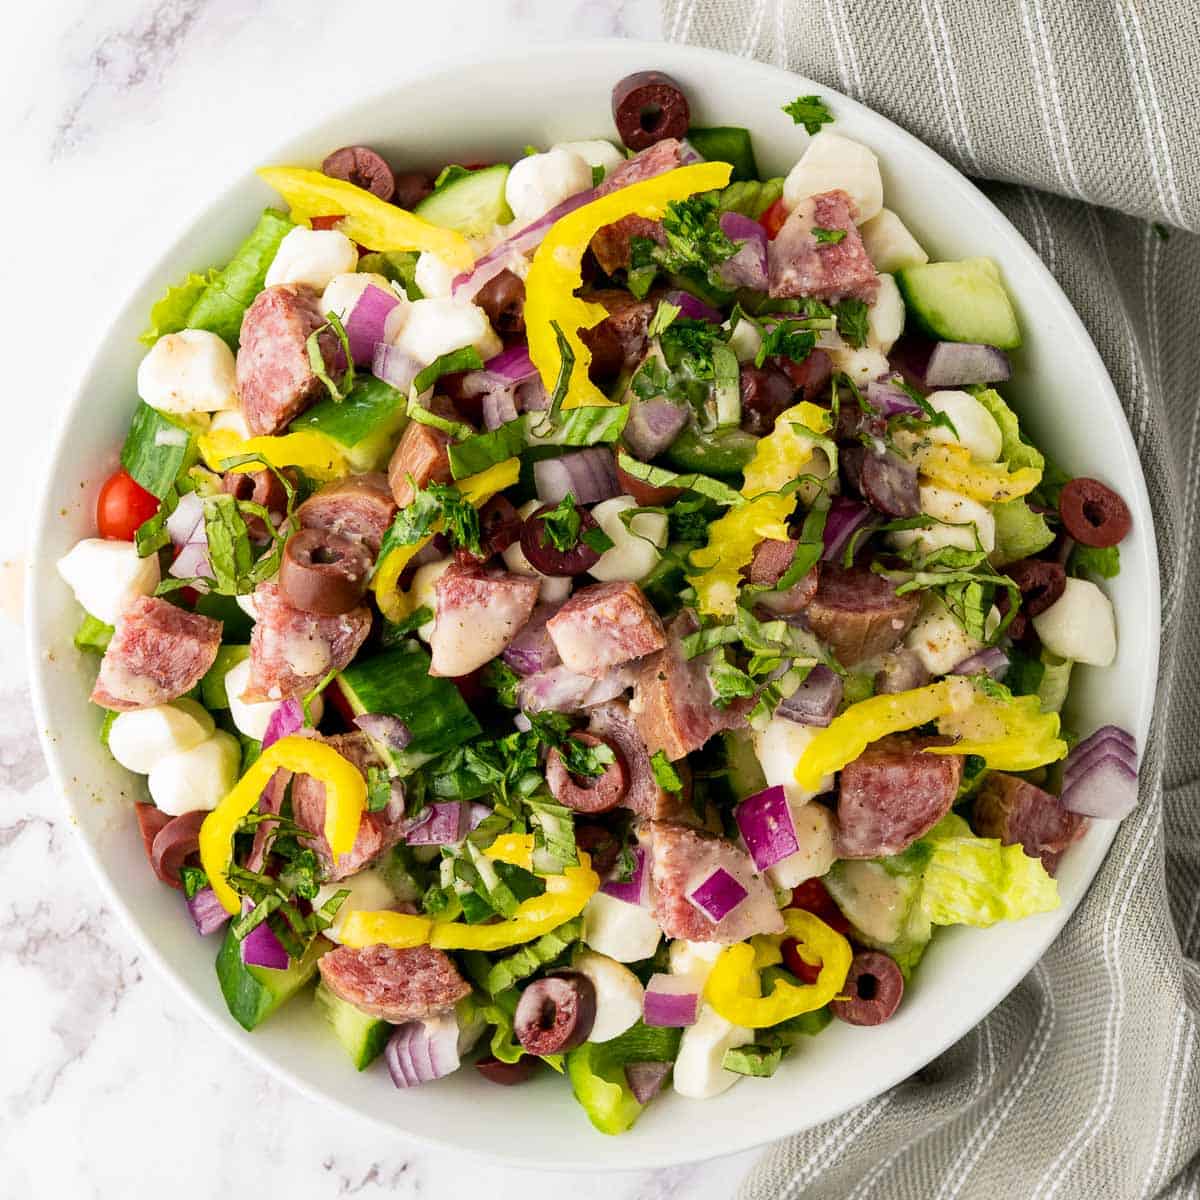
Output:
left=405, top=802, right=468, bottom=846
left=1061, top=753, right=1138, bottom=819
left=187, top=886, right=230, bottom=936
left=353, top=712, right=413, bottom=750
left=951, top=646, right=1010, bottom=678
left=150, top=810, right=207, bottom=888
left=262, top=699, right=303, bottom=750
left=482, top=343, right=537, bottom=383
left=687, top=866, right=748, bottom=923
left=517, top=664, right=596, bottom=713
left=533, top=448, right=620, bottom=505
left=601, top=845, right=646, bottom=905
left=665, top=289, right=724, bottom=324
left=1063, top=727, right=1137, bottom=791
left=717, top=211, right=769, bottom=291
left=466, top=802, right=493, bottom=831
left=241, top=916, right=290, bottom=970
left=385, top=1014, right=461, bottom=1088
left=166, top=491, right=205, bottom=547
left=1070, top=723, right=1136, bottom=760
left=372, top=342, right=422, bottom=393
left=344, top=284, right=400, bottom=366
left=625, top=1060, right=671, bottom=1104
left=735, top=785, right=800, bottom=872
left=865, top=378, right=923, bottom=417
left=821, top=497, right=875, bottom=562
left=892, top=337, right=1011, bottom=388
left=502, top=605, right=562, bottom=676
left=776, top=665, right=844, bottom=728
left=169, top=538, right=212, bottom=582
left=622, top=399, right=689, bottom=460
left=643, top=974, right=700, bottom=1027
left=482, top=387, right=520, bottom=431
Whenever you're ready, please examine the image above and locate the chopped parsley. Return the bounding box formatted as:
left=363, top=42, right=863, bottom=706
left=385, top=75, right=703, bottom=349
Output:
left=650, top=750, right=684, bottom=796
left=178, top=864, right=209, bottom=900
left=411, top=346, right=485, bottom=398
left=481, top=658, right=522, bottom=708
left=628, top=194, right=739, bottom=295
left=812, top=226, right=847, bottom=245
left=527, top=711, right=615, bottom=778
left=377, top=480, right=482, bottom=561
left=707, top=656, right=758, bottom=709
left=833, top=298, right=870, bottom=348
left=755, top=319, right=817, bottom=367
left=534, top=494, right=616, bottom=557
left=782, top=94, right=835, bottom=135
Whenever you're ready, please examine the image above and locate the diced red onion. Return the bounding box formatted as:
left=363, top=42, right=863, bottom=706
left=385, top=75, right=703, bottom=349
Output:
left=821, top=497, right=875, bottom=562
left=518, top=376, right=549, bottom=412
left=951, top=646, right=1010, bottom=678
left=735, top=785, right=800, bottom=872
left=385, top=1013, right=461, bottom=1088
left=466, top=802, right=493, bottom=831
left=893, top=337, right=1011, bottom=388
left=717, top=212, right=769, bottom=291
left=482, top=387, right=520, bottom=431
left=665, top=289, right=724, bottom=324
left=643, top=974, right=700, bottom=1027
left=517, top=664, right=595, bottom=713
left=866, top=378, right=923, bottom=417
left=502, top=605, right=562, bottom=676
left=678, top=139, right=704, bottom=165
left=1061, top=753, right=1138, bottom=819
left=581, top=665, right=636, bottom=708
left=372, top=342, right=422, bottom=393
left=405, top=802, right=468, bottom=846
left=776, top=665, right=843, bottom=728
left=1063, top=727, right=1137, bottom=791
left=625, top=1060, right=671, bottom=1104
left=622, top=398, right=689, bottom=461
left=687, top=866, right=748, bottom=923
left=1070, top=723, right=1136, bottom=759
left=345, top=284, right=400, bottom=366
left=262, top=699, right=303, bottom=750
left=533, top=448, right=620, bottom=506
left=186, top=886, right=230, bottom=936
left=601, top=845, right=646, bottom=905
left=483, top=343, right=537, bottom=383
left=166, top=491, right=205, bottom=547
left=353, top=712, right=413, bottom=750
left=169, top=538, right=212, bottom=582
left=241, top=915, right=290, bottom=970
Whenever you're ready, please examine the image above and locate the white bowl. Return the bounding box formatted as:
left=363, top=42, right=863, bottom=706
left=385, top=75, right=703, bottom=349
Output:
left=26, top=39, right=1158, bottom=1171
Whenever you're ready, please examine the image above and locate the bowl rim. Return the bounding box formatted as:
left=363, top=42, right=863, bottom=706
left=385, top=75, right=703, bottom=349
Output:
left=25, top=36, right=1160, bottom=1172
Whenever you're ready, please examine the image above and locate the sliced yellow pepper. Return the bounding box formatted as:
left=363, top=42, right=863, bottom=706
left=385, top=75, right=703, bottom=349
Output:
left=199, top=736, right=367, bottom=914
left=198, top=427, right=347, bottom=481
left=914, top=444, right=1041, bottom=503
left=338, top=910, right=433, bottom=949
left=525, top=162, right=732, bottom=410
left=371, top=457, right=521, bottom=621
left=706, top=910, right=852, bottom=1027
left=929, top=688, right=1067, bottom=772
left=258, top=167, right=475, bottom=271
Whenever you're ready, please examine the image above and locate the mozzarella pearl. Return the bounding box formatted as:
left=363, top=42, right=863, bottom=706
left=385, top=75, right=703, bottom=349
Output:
left=311, top=869, right=397, bottom=944
left=571, top=950, right=644, bottom=1043
left=265, top=226, right=358, bottom=291
left=550, top=139, right=625, bottom=180
left=905, top=595, right=1000, bottom=676
left=148, top=729, right=240, bottom=816
left=672, top=1005, right=754, bottom=1100
left=890, top=484, right=996, bottom=555
left=56, top=538, right=161, bottom=626
left=667, top=939, right=725, bottom=990
left=858, top=207, right=929, bottom=272
left=137, top=329, right=238, bottom=415
left=414, top=252, right=458, bottom=300
left=827, top=345, right=890, bottom=387
left=925, top=390, right=1004, bottom=462
left=208, top=407, right=253, bottom=441
left=868, top=273, right=905, bottom=354
left=504, top=148, right=592, bottom=227
left=587, top=496, right=668, bottom=583
left=728, top=317, right=763, bottom=364
left=410, top=558, right=454, bottom=643
left=766, top=801, right=838, bottom=890
left=783, top=132, right=884, bottom=223
left=1032, top=578, right=1117, bottom=666
left=391, top=297, right=501, bottom=367
left=107, top=699, right=215, bottom=775
left=581, top=891, right=662, bottom=963
left=753, top=717, right=834, bottom=805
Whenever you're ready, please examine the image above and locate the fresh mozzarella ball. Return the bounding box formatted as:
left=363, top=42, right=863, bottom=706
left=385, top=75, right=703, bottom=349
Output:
left=57, top=538, right=161, bottom=626
left=1033, top=578, right=1117, bottom=666
left=137, top=329, right=238, bottom=416
left=107, top=699, right=215, bottom=775
left=265, top=226, right=358, bottom=291
left=673, top=1005, right=754, bottom=1100
left=411, top=558, right=454, bottom=642
left=536, top=575, right=573, bottom=604
left=503, top=500, right=573, bottom=602
left=753, top=717, right=834, bottom=805
left=222, top=656, right=323, bottom=740
left=925, top=390, right=1004, bottom=462
left=905, top=595, right=1000, bottom=675
left=571, top=949, right=644, bottom=1042
left=148, top=729, right=240, bottom=816
left=782, top=132, right=884, bottom=223
left=868, top=274, right=904, bottom=354
left=414, top=253, right=458, bottom=300
left=766, top=801, right=837, bottom=890
left=668, top=939, right=725, bottom=990
left=320, top=271, right=396, bottom=318
left=505, top=148, right=592, bottom=227
left=312, top=869, right=396, bottom=944
left=587, top=496, right=668, bottom=583
left=550, top=139, right=625, bottom=180
left=890, top=484, right=996, bottom=555
left=582, top=891, right=662, bottom=963
left=858, top=208, right=929, bottom=273
left=827, top=345, right=890, bottom=388
left=728, top=317, right=763, bottom=365
left=209, top=407, right=253, bottom=441
left=392, top=297, right=502, bottom=367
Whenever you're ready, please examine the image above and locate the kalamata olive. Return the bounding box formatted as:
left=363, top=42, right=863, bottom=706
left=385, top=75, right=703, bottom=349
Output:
left=222, top=467, right=293, bottom=543
left=830, top=951, right=904, bottom=1026
left=393, top=171, right=435, bottom=211
left=1005, top=558, right=1067, bottom=617
left=615, top=456, right=683, bottom=507
left=738, top=364, right=797, bottom=436
left=475, top=1055, right=537, bottom=1086
left=321, top=145, right=396, bottom=201
left=1058, top=477, right=1131, bottom=548
left=519, top=504, right=604, bottom=576
left=479, top=494, right=522, bottom=555
left=841, top=446, right=920, bottom=518
left=279, top=528, right=372, bottom=615
left=995, top=587, right=1030, bottom=643
left=574, top=822, right=622, bottom=877
left=611, top=70, right=691, bottom=151
left=546, top=733, right=628, bottom=813
left=474, top=269, right=526, bottom=335
left=514, top=972, right=597, bottom=1054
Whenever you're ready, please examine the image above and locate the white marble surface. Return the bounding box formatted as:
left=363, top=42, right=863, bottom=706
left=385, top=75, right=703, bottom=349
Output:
left=0, top=2, right=763, bottom=1196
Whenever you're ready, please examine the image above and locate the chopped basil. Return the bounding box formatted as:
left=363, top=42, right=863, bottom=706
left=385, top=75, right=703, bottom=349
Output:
left=482, top=659, right=522, bottom=708
left=377, top=480, right=482, bottom=560
left=650, top=751, right=684, bottom=796
left=647, top=300, right=682, bottom=338
left=833, top=298, right=870, bottom=348
left=178, top=864, right=209, bottom=900
left=133, top=487, right=178, bottom=557
left=722, top=1044, right=783, bottom=1077
left=411, top=346, right=485, bottom=400
left=707, top=656, right=758, bottom=708
left=306, top=311, right=354, bottom=402
left=381, top=605, right=434, bottom=645
left=782, top=94, right=835, bottom=135
left=615, top=452, right=743, bottom=506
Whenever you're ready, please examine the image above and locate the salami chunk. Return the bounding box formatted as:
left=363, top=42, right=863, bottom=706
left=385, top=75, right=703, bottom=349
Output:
left=594, top=138, right=683, bottom=197
left=630, top=610, right=747, bottom=761
left=317, top=943, right=471, bottom=1022
left=649, top=822, right=784, bottom=943
left=747, top=538, right=799, bottom=587
left=291, top=732, right=405, bottom=880
left=298, top=473, right=397, bottom=555
left=236, top=284, right=342, bottom=436
left=577, top=290, right=655, bottom=382
left=91, top=596, right=221, bottom=711
left=546, top=581, right=666, bottom=678
left=587, top=139, right=683, bottom=277
left=768, top=190, right=879, bottom=304
left=974, top=772, right=1086, bottom=875
left=835, top=735, right=963, bottom=858
left=804, top=563, right=920, bottom=667
left=244, top=581, right=370, bottom=701
left=429, top=564, right=540, bottom=678
left=388, top=418, right=453, bottom=508
left=590, top=214, right=665, bottom=276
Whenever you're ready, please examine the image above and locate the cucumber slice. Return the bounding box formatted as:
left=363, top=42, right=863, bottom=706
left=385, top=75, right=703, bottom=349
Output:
left=336, top=644, right=482, bottom=774
left=663, top=425, right=757, bottom=478
left=200, top=644, right=250, bottom=709
left=74, top=613, right=114, bottom=654
left=414, top=164, right=513, bottom=238
left=120, top=402, right=199, bottom=499
left=686, top=127, right=759, bottom=183
left=896, top=258, right=1021, bottom=350
left=292, top=376, right=408, bottom=472
left=215, top=925, right=328, bottom=1031
left=722, top=729, right=768, bottom=802
left=314, top=980, right=391, bottom=1070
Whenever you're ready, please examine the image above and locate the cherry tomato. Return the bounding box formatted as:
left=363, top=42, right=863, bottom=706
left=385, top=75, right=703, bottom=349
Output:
left=787, top=878, right=851, bottom=934
left=308, top=214, right=345, bottom=231
left=780, top=937, right=823, bottom=985
left=759, top=197, right=790, bottom=240
left=96, top=469, right=160, bottom=541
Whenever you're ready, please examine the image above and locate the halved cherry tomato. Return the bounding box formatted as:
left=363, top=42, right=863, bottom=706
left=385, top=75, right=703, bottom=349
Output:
left=309, top=214, right=345, bottom=231
left=787, top=877, right=851, bottom=934
left=759, top=197, right=790, bottom=240
left=780, top=937, right=823, bottom=985
left=96, top=469, right=160, bottom=541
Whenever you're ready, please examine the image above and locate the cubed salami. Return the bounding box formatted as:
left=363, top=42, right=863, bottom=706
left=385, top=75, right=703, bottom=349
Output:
left=298, top=473, right=397, bottom=556
left=546, top=581, right=666, bottom=677
left=236, top=284, right=342, bottom=436
left=578, top=289, right=655, bottom=382
left=835, top=734, right=964, bottom=858
left=747, top=538, right=798, bottom=586
left=649, top=822, right=784, bottom=943
left=317, top=943, right=471, bottom=1022
left=244, top=581, right=371, bottom=701
left=804, top=563, right=920, bottom=667
left=594, top=138, right=683, bottom=197
left=388, top=418, right=453, bottom=508
left=590, top=214, right=665, bottom=276
left=91, top=596, right=222, bottom=711
left=974, top=771, right=1087, bottom=875
left=768, top=190, right=879, bottom=304
left=428, top=564, right=540, bottom=678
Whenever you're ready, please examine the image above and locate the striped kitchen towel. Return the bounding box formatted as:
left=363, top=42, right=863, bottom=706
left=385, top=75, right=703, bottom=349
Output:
left=662, top=1, right=1200, bottom=1197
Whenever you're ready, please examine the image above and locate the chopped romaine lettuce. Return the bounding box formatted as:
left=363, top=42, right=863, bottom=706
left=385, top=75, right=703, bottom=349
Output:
left=973, top=388, right=1044, bottom=473
left=566, top=1022, right=682, bottom=1135
left=991, top=497, right=1054, bottom=566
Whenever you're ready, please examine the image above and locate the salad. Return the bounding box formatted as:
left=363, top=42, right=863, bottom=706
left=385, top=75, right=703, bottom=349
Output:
left=58, top=69, right=1141, bottom=1133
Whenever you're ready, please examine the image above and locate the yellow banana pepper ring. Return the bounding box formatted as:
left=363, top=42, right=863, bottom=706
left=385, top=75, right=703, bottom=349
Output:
left=338, top=910, right=433, bottom=949
left=913, top=444, right=1042, bottom=503
left=706, top=910, right=852, bottom=1027
left=198, top=427, right=347, bottom=481
left=258, top=167, right=475, bottom=271
left=371, top=457, right=521, bottom=622
left=929, top=688, right=1067, bottom=772
left=525, top=162, right=732, bottom=411
left=199, top=736, right=368, bottom=914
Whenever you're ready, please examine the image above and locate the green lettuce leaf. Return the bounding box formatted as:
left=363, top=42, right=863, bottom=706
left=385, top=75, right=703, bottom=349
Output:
left=973, top=388, right=1044, bottom=473
left=990, top=498, right=1054, bottom=566
left=140, top=272, right=215, bottom=345
left=566, top=1022, right=682, bottom=1135
left=1036, top=651, right=1073, bottom=714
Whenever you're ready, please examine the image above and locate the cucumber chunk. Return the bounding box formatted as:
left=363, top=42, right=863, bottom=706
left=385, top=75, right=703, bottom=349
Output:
left=314, top=980, right=391, bottom=1070
left=200, top=644, right=250, bottom=709
left=663, top=425, right=757, bottom=478
left=414, top=164, right=513, bottom=238
left=896, top=257, right=1021, bottom=350
left=686, top=127, right=759, bottom=183
left=120, top=403, right=199, bottom=499
left=723, top=729, right=768, bottom=802
left=292, top=376, right=408, bottom=472
left=216, top=925, right=328, bottom=1031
